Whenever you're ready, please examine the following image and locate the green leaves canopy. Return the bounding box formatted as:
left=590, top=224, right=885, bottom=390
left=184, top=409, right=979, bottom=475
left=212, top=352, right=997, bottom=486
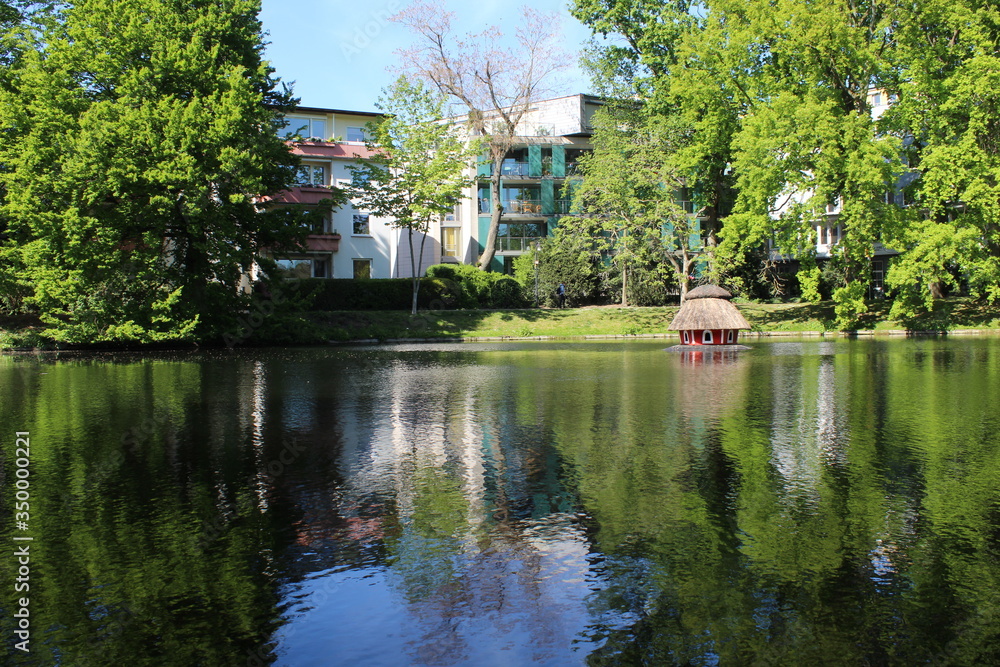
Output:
left=349, top=76, right=477, bottom=315
left=0, top=0, right=305, bottom=343
left=573, top=0, right=1000, bottom=328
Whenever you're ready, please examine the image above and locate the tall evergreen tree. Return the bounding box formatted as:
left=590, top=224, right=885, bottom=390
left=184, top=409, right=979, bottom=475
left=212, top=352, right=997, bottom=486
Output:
left=0, top=0, right=308, bottom=343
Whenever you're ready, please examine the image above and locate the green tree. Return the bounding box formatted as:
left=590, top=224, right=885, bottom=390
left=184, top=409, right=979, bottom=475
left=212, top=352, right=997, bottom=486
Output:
left=572, top=0, right=741, bottom=266
left=0, top=0, right=310, bottom=343
left=572, top=0, right=913, bottom=326
left=349, top=76, right=478, bottom=315
left=573, top=105, right=697, bottom=303
left=882, top=0, right=1000, bottom=318
left=709, top=0, right=909, bottom=328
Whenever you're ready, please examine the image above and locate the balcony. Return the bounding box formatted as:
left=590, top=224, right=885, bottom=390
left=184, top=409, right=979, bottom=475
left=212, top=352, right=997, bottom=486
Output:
left=305, top=233, right=341, bottom=252
left=501, top=161, right=531, bottom=177
left=478, top=199, right=545, bottom=215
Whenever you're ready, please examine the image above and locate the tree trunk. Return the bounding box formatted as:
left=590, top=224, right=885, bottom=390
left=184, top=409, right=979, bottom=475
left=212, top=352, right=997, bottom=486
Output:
left=409, top=226, right=429, bottom=316
left=477, top=159, right=504, bottom=271
left=621, top=264, right=628, bottom=307
left=680, top=250, right=693, bottom=302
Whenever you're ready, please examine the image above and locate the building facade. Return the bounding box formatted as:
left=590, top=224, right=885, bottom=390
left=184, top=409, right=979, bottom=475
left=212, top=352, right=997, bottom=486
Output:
left=436, top=94, right=603, bottom=273
left=268, top=106, right=434, bottom=280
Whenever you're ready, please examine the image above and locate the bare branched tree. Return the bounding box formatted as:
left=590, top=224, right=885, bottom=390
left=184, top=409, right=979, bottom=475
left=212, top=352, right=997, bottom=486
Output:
left=391, top=1, right=567, bottom=270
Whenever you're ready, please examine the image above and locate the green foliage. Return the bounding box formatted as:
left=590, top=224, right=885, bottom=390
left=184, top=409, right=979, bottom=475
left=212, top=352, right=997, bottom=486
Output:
left=349, top=75, right=478, bottom=314
left=798, top=263, right=823, bottom=303
left=533, top=224, right=608, bottom=307
left=511, top=250, right=539, bottom=303
left=0, top=0, right=310, bottom=343
left=881, top=2, right=1000, bottom=311
left=283, top=277, right=460, bottom=311
left=832, top=281, right=868, bottom=330
left=573, top=103, right=698, bottom=304
left=424, top=264, right=529, bottom=309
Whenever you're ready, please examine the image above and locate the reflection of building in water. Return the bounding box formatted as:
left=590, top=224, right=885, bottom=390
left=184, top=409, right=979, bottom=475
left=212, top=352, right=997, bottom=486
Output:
left=768, top=344, right=847, bottom=498
left=278, top=357, right=596, bottom=663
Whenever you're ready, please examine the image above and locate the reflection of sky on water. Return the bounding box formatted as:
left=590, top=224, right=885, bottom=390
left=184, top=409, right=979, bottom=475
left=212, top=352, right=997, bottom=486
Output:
left=226, top=339, right=997, bottom=664
left=273, top=356, right=600, bottom=666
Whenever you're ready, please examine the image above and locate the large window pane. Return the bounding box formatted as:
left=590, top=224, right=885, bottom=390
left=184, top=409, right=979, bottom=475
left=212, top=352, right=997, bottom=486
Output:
left=442, top=228, right=460, bottom=257
left=275, top=259, right=312, bottom=280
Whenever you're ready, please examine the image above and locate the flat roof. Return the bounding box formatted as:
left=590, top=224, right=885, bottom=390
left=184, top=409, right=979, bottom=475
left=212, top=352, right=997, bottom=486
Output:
left=291, top=106, right=382, bottom=117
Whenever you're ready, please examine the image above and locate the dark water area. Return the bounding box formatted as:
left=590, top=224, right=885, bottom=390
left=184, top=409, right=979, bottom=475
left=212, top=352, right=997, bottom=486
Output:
left=1, top=338, right=999, bottom=665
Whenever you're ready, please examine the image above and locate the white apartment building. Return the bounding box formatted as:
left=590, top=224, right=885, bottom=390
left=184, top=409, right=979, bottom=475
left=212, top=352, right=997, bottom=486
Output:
left=268, top=106, right=432, bottom=280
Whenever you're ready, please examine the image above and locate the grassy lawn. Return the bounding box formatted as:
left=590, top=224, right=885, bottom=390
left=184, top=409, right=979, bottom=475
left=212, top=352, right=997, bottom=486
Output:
left=3, top=298, right=1000, bottom=349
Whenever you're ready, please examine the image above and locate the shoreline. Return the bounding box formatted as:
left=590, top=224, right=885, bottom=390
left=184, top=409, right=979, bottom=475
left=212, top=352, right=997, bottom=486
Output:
left=3, top=299, right=999, bottom=351
left=4, top=327, right=1000, bottom=354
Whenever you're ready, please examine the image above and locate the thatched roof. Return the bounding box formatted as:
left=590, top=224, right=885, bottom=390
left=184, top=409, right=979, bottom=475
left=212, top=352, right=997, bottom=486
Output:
left=668, top=286, right=751, bottom=331
left=685, top=284, right=733, bottom=300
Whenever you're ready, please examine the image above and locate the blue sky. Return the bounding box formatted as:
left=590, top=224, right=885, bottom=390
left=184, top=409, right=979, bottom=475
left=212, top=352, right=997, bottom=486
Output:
left=258, top=0, right=597, bottom=113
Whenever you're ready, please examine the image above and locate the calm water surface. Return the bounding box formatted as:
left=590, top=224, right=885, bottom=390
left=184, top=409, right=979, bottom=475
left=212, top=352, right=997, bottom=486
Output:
left=2, top=338, right=1000, bottom=665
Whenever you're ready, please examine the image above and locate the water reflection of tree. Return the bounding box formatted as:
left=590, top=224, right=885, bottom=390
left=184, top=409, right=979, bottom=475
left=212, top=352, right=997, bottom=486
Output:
left=0, top=357, right=282, bottom=666
left=535, top=341, right=1000, bottom=664
left=289, top=356, right=595, bottom=664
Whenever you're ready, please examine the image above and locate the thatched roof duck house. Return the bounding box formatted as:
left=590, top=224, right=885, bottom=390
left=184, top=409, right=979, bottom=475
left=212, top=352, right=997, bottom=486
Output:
left=668, top=285, right=751, bottom=346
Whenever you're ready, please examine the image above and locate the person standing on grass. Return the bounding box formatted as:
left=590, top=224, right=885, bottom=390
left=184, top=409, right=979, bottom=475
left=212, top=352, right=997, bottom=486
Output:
left=556, top=283, right=566, bottom=308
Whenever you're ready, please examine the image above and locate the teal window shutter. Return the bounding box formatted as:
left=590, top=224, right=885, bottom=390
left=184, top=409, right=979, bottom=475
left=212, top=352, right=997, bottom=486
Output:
left=552, top=145, right=565, bottom=178
left=542, top=179, right=555, bottom=215
left=688, top=217, right=701, bottom=249
left=529, top=145, right=542, bottom=178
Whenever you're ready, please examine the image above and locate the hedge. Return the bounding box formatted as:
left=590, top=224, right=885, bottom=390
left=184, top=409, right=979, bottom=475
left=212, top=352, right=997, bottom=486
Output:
left=280, top=278, right=459, bottom=311
left=279, top=269, right=530, bottom=312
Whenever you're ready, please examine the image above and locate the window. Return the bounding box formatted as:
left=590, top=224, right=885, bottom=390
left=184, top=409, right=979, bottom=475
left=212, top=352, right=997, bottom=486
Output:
left=702, top=330, right=713, bottom=344
left=495, top=222, right=546, bottom=252
left=280, top=115, right=327, bottom=140
left=276, top=258, right=314, bottom=279
left=309, top=213, right=329, bottom=234
left=353, top=214, right=370, bottom=235
left=442, top=227, right=461, bottom=258
left=346, top=126, right=366, bottom=142
left=295, top=165, right=326, bottom=187
left=683, top=331, right=690, bottom=344
left=312, top=258, right=328, bottom=278
left=727, top=330, right=735, bottom=344
left=444, top=204, right=459, bottom=222
left=353, top=259, right=372, bottom=279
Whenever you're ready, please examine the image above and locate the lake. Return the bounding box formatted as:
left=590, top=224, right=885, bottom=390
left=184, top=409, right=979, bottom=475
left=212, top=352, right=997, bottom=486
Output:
left=1, top=338, right=999, bottom=665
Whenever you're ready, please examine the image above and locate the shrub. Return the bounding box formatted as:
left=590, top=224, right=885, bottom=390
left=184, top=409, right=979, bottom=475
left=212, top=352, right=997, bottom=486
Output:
left=283, top=278, right=457, bottom=311
left=424, top=264, right=529, bottom=308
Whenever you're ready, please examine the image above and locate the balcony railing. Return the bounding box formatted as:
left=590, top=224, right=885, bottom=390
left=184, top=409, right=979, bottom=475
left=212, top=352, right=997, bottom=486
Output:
left=479, top=199, right=545, bottom=214
left=496, top=236, right=543, bottom=252
left=500, top=161, right=531, bottom=177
